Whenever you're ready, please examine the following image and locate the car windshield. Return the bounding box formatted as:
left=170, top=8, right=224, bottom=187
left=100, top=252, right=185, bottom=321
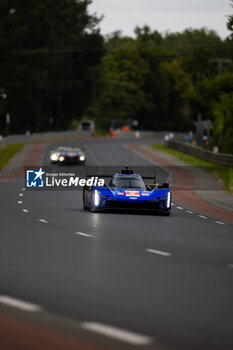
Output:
left=113, top=176, right=145, bottom=189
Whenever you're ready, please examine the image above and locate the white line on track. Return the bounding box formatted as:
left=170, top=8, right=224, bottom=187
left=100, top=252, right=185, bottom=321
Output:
left=19, top=193, right=23, bottom=196
left=123, top=144, right=157, bottom=166
left=146, top=248, right=171, bottom=257
left=81, top=322, right=154, bottom=345
left=75, top=232, right=93, bottom=238
left=0, top=296, right=42, bottom=312
left=171, top=203, right=175, bottom=206
left=38, top=219, right=48, bottom=223
left=186, top=210, right=193, bottom=214
left=84, top=144, right=101, bottom=166
left=22, top=188, right=25, bottom=191
left=22, top=209, right=29, bottom=213
left=18, top=201, right=22, bottom=204
left=176, top=206, right=183, bottom=210
left=215, top=221, right=226, bottom=225
left=198, top=215, right=207, bottom=219
left=123, top=144, right=172, bottom=184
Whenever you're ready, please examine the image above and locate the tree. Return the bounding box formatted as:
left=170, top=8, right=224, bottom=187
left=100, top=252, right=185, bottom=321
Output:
left=227, top=0, right=233, bottom=37
left=213, top=92, right=233, bottom=154
left=162, top=59, right=191, bottom=130
left=0, top=0, right=104, bottom=133
left=185, top=73, right=233, bottom=121
left=89, top=43, right=149, bottom=129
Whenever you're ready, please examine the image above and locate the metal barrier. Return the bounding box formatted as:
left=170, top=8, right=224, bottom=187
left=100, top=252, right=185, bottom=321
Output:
left=0, top=130, right=185, bottom=148
left=166, top=139, right=233, bottom=167
left=0, top=130, right=92, bottom=148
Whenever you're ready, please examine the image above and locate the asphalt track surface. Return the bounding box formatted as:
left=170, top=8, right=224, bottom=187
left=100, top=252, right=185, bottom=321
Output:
left=0, top=138, right=233, bottom=350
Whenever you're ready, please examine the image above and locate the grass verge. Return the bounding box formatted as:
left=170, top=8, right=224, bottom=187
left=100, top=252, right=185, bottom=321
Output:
left=0, top=143, right=25, bottom=171
left=151, top=143, right=233, bottom=193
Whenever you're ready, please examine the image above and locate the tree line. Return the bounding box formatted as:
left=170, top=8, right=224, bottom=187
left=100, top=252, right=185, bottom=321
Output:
left=0, top=0, right=233, bottom=153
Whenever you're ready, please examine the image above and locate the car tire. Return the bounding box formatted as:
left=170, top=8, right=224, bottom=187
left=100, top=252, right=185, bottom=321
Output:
left=164, top=211, right=171, bottom=216
left=83, top=191, right=88, bottom=210
left=90, top=193, right=97, bottom=212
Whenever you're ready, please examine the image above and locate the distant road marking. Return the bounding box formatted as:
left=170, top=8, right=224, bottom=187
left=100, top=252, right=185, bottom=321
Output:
left=0, top=296, right=42, bottom=312
left=38, top=219, right=48, bottom=223
left=171, top=203, right=175, bottom=206
left=18, top=201, right=22, bottom=204
left=124, top=144, right=173, bottom=183
left=215, top=221, right=226, bottom=225
left=75, top=232, right=92, bottom=238
left=85, top=144, right=101, bottom=166
left=22, top=188, right=25, bottom=191
left=123, top=144, right=157, bottom=166
left=146, top=248, right=171, bottom=257
left=186, top=210, right=193, bottom=214
left=199, top=215, right=207, bottom=219
left=177, top=206, right=183, bottom=210
left=22, top=209, right=29, bottom=213
left=19, top=193, right=23, bottom=196
left=81, top=322, right=153, bottom=345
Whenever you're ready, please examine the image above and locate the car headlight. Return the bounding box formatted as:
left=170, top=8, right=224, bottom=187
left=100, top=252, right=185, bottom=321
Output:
left=59, top=156, right=65, bottom=162
left=166, top=192, right=171, bottom=208
left=50, top=154, right=58, bottom=161
left=94, top=190, right=100, bottom=206
left=79, top=155, right=85, bottom=161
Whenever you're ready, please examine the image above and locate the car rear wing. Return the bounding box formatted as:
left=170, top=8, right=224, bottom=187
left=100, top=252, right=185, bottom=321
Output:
left=142, top=175, right=156, bottom=184
left=86, top=167, right=157, bottom=184
left=86, top=174, right=113, bottom=178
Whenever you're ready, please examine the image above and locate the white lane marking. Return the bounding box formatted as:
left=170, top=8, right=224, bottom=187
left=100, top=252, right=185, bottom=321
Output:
left=18, top=201, right=22, bottom=204
left=0, top=296, right=42, bottom=312
left=22, top=209, right=29, bottom=213
left=177, top=206, right=183, bottom=210
left=75, top=232, right=93, bottom=238
left=85, top=144, right=101, bottom=166
left=19, top=193, right=23, bottom=196
left=199, top=215, right=207, bottom=219
left=39, top=219, right=48, bottom=223
left=171, top=203, right=175, bottom=206
left=228, top=264, right=233, bottom=268
left=123, top=144, right=157, bottom=166
left=146, top=248, right=171, bottom=257
left=186, top=210, right=193, bottom=214
left=81, top=322, right=153, bottom=345
left=22, top=188, right=25, bottom=191
left=124, top=144, right=172, bottom=183
left=215, top=221, right=226, bottom=225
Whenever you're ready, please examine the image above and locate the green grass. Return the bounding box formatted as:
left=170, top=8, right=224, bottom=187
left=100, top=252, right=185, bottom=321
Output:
left=0, top=143, right=25, bottom=170
left=151, top=143, right=233, bottom=193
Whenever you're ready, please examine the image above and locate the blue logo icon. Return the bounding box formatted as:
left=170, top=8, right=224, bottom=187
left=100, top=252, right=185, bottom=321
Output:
left=26, top=168, right=45, bottom=188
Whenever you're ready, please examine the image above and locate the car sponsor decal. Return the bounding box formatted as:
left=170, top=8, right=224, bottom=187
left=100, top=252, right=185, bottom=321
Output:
left=125, top=191, right=140, bottom=197
left=117, top=192, right=124, bottom=195
left=141, top=193, right=150, bottom=196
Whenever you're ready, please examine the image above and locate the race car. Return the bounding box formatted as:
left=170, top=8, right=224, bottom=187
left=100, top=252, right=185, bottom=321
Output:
left=83, top=167, right=171, bottom=214
left=50, top=147, right=86, bottom=165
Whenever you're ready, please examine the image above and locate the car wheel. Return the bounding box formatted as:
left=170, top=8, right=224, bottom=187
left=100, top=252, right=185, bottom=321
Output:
left=164, top=210, right=171, bottom=216
left=90, top=194, right=97, bottom=212
left=83, top=191, right=88, bottom=210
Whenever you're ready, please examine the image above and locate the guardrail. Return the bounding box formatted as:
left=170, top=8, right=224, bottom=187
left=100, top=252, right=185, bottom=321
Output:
left=0, top=130, right=186, bottom=148
left=0, top=130, right=93, bottom=148
left=166, top=139, right=233, bottom=167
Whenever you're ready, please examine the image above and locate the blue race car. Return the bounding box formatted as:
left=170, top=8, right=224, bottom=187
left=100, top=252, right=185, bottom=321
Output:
left=83, top=168, right=171, bottom=214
